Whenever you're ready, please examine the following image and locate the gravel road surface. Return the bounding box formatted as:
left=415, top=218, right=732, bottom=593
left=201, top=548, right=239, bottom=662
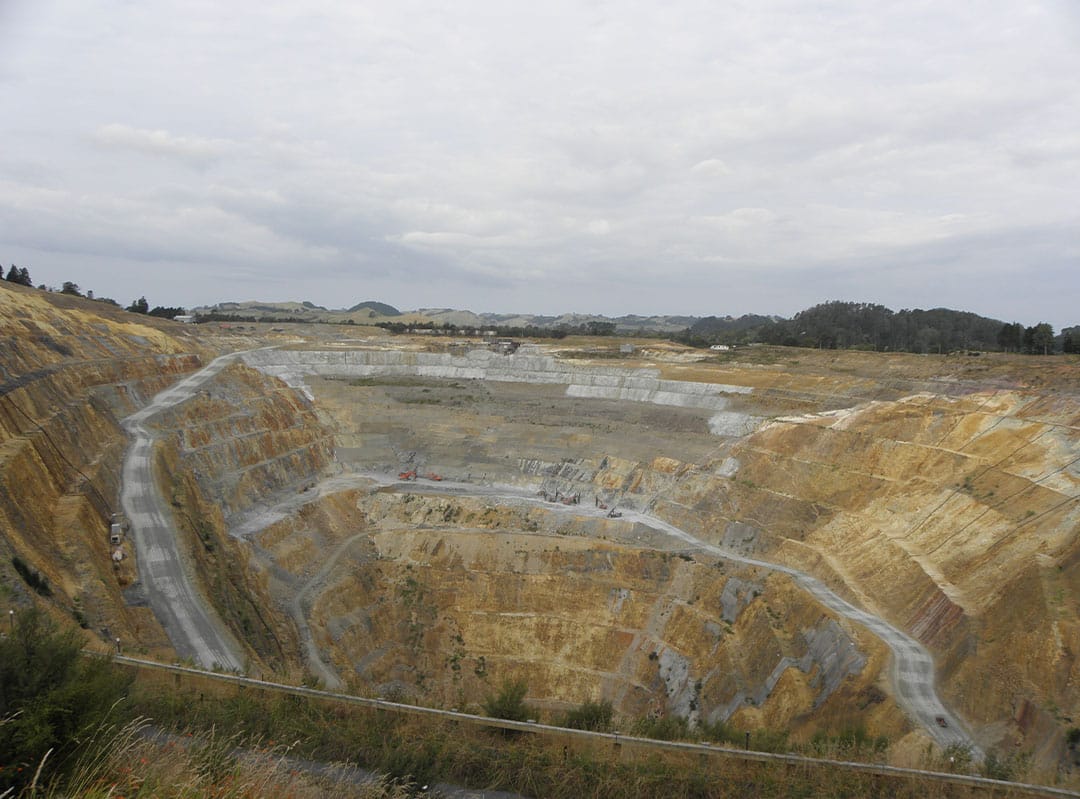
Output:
left=238, top=471, right=981, bottom=755
left=121, top=351, right=250, bottom=671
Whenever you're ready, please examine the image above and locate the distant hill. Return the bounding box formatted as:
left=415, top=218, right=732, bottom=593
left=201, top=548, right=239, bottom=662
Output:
left=190, top=298, right=1072, bottom=354
left=347, top=301, right=400, bottom=316
left=193, top=302, right=700, bottom=333
left=193, top=299, right=398, bottom=325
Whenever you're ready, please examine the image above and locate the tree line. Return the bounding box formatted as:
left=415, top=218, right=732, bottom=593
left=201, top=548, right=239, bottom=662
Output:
left=6, top=264, right=1078, bottom=353
left=5, top=264, right=187, bottom=319
left=684, top=301, right=1078, bottom=355
left=377, top=320, right=570, bottom=338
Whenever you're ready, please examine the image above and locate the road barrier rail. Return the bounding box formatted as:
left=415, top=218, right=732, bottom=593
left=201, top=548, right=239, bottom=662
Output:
left=109, top=653, right=1079, bottom=798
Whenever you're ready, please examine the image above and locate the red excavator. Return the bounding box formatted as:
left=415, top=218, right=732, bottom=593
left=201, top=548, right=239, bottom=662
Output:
left=398, top=469, right=417, bottom=481
left=423, top=472, right=443, bottom=481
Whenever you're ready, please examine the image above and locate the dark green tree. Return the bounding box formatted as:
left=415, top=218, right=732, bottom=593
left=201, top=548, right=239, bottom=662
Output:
left=60, top=281, right=83, bottom=296
left=1060, top=327, right=1080, bottom=354
left=586, top=321, right=616, bottom=336
left=126, top=296, right=149, bottom=314
left=148, top=305, right=187, bottom=319
left=1024, top=322, right=1055, bottom=355
left=997, top=322, right=1024, bottom=352
left=5, top=265, right=33, bottom=286
left=0, top=607, right=132, bottom=793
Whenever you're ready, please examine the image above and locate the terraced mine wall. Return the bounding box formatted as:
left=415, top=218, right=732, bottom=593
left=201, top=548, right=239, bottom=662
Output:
left=0, top=286, right=327, bottom=676
left=4, top=291, right=1076, bottom=778
left=250, top=488, right=903, bottom=742
left=145, top=360, right=336, bottom=673
left=242, top=347, right=766, bottom=434
left=243, top=343, right=1080, bottom=773
left=0, top=283, right=222, bottom=655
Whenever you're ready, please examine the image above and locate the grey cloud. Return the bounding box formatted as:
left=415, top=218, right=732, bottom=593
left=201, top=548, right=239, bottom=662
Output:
left=92, top=124, right=235, bottom=166
left=2, top=1, right=1078, bottom=324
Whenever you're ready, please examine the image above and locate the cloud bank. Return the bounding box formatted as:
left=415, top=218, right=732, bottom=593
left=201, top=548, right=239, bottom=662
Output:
left=2, top=0, right=1078, bottom=325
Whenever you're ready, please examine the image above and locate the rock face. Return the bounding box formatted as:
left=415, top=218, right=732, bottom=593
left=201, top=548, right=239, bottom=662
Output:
left=245, top=342, right=1079, bottom=771
left=0, top=285, right=324, bottom=671
left=243, top=347, right=755, bottom=412
left=3, top=286, right=1078, bottom=775
left=145, top=360, right=332, bottom=670
left=251, top=490, right=897, bottom=739
left=0, top=283, right=218, bottom=653
left=738, top=391, right=1080, bottom=760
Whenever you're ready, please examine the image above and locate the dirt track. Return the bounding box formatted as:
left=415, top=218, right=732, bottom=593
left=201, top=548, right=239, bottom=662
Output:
left=232, top=469, right=981, bottom=755
left=121, top=351, right=250, bottom=671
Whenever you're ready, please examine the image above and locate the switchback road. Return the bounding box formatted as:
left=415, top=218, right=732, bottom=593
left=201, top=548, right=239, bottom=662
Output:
left=120, top=351, right=250, bottom=671
left=233, top=471, right=981, bottom=755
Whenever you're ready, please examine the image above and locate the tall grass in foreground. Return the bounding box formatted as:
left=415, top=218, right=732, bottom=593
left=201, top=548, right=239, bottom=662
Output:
left=128, top=683, right=1047, bottom=799
left=12, top=717, right=419, bottom=799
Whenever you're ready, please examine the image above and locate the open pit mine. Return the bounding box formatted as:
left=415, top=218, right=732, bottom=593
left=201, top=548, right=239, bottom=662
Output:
left=1, top=281, right=1078, bottom=784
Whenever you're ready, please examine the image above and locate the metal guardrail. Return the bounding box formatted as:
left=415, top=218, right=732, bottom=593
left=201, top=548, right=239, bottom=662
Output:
left=110, top=654, right=1080, bottom=798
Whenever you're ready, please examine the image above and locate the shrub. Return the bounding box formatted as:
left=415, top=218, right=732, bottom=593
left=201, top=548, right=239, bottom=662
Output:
left=0, top=606, right=131, bottom=792
left=631, top=714, right=690, bottom=741
left=939, top=742, right=974, bottom=772
left=561, top=700, right=613, bottom=732
left=483, top=678, right=531, bottom=722
left=978, top=748, right=1030, bottom=781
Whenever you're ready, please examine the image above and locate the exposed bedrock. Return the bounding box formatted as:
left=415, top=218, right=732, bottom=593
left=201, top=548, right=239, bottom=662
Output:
left=149, top=362, right=336, bottom=519
left=242, top=346, right=763, bottom=423
left=6, top=286, right=1076, bottom=777
left=251, top=491, right=900, bottom=740
left=244, top=344, right=1079, bottom=769
left=145, top=361, right=335, bottom=672
left=0, top=282, right=226, bottom=654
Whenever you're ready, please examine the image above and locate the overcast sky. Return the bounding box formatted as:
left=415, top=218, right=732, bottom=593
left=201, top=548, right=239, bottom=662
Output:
left=2, top=1, right=1079, bottom=325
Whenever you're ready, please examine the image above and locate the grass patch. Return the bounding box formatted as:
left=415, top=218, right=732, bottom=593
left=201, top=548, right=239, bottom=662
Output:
left=6, top=623, right=1045, bottom=798
left=125, top=680, right=1016, bottom=798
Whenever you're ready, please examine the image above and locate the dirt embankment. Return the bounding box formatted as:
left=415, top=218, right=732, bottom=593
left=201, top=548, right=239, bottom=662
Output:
left=0, top=283, right=228, bottom=651
left=3, top=287, right=1078, bottom=775
left=289, top=342, right=1078, bottom=772
left=248, top=489, right=903, bottom=743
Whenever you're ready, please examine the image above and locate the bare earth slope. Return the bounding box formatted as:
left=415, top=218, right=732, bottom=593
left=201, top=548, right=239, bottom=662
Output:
left=239, top=340, right=1079, bottom=776
left=0, top=282, right=224, bottom=653
left=2, top=288, right=1077, bottom=782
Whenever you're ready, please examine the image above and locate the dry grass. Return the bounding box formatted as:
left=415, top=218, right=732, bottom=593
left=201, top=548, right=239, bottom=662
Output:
left=14, top=718, right=419, bottom=799
left=125, top=683, right=1057, bottom=799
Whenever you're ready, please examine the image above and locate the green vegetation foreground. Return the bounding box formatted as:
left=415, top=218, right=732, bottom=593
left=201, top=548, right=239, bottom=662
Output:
left=0, top=610, right=1061, bottom=797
